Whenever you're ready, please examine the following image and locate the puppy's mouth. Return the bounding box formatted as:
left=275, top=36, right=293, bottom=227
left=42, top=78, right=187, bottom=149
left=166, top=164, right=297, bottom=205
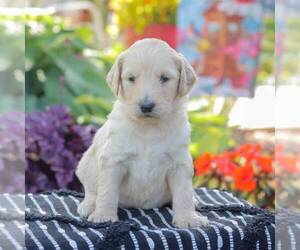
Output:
left=143, top=114, right=154, bottom=118
left=136, top=112, right=158, bottom=119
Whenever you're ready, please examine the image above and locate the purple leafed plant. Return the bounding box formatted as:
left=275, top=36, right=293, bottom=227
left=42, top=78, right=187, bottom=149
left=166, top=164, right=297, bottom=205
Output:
left=25, top=106, right=96, bottom=193
left=0, top=112, right=25, bottom=193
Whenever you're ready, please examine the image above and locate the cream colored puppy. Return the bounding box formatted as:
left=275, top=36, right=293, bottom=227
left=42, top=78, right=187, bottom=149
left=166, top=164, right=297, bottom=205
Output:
left=76, top=38, right=208, bottom=228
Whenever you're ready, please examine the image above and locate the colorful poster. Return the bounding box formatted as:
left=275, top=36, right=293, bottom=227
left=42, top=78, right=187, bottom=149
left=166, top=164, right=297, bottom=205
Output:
left=177, top=0, right=263, bottom=97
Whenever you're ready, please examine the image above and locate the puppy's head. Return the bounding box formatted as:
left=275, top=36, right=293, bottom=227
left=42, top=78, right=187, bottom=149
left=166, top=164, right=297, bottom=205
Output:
left=106, top=38, right=196, bottom=120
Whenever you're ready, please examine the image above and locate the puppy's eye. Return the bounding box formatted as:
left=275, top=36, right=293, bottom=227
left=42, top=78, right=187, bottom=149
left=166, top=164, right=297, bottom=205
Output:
left=128, top=76, right=135, bottom=83
left=160, top=75, right=169, bottom=83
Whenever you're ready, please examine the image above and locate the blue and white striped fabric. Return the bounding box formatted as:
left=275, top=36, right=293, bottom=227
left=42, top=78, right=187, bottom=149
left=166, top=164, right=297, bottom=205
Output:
left=0, top=188, right=281, bottom=250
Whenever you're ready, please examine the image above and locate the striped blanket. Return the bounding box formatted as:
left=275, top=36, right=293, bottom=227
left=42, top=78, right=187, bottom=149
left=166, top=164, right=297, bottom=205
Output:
left=0, top=188, right=277, bottom=249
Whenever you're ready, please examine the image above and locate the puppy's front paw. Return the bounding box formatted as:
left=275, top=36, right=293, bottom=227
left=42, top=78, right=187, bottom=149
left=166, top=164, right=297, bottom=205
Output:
left=88, top=211, right=118, bottom=223
left=173, top=213, right=208, bottom=228
left=77, top=201, right=95, bottom=218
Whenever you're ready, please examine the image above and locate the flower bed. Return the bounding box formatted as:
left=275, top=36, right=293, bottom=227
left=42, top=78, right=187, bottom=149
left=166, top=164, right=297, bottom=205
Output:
left=276, top=143, right=300, bottom=210
left=193, top=143, right=275, bottom=209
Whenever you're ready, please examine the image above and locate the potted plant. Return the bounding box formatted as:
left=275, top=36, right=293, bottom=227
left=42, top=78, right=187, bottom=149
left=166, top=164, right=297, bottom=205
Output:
left=110, top=0, right=179, bottom=48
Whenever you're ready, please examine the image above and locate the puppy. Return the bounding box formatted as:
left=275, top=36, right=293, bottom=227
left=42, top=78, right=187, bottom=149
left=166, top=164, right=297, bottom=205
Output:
left=76, top=38, right=208, bottom=228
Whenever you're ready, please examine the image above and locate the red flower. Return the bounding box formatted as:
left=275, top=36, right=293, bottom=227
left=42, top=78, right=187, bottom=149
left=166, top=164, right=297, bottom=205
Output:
left=234, top=165, right=257, bottom=192
left=236, top=143, right=262, bottom=163
left=255, top=155, right=274, bottom=174
left=212, top=152, right=236, bottom=177
left=194, top=153, right=212, bottom=176
left=276, top=155, right=298, bottom=174
left=222, top=150, right=237, bottom=160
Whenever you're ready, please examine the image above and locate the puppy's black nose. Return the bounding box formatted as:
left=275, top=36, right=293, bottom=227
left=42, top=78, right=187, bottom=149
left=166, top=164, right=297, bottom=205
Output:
left=140, top=102, right=155, bottom=113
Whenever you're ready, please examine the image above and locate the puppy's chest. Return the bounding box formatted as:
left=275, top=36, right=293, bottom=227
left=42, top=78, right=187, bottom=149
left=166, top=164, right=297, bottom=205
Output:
left=127, top=142, right=173, bottom=177
left=109, top=125, right=186, bottom=177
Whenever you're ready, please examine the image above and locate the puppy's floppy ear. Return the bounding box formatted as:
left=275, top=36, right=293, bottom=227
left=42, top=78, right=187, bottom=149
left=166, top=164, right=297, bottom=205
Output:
left=177, top=53, right=197, bottom=97
left=106, top=52, right=125, bottom=96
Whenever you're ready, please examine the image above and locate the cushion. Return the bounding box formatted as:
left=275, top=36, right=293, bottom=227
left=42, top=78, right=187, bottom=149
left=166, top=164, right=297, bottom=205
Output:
left=0, top=188, right=276, bottom=249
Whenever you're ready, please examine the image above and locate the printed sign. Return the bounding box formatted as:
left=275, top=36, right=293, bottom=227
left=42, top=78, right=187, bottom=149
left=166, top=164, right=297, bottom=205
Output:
left=177, top=0, right=263, bottom=97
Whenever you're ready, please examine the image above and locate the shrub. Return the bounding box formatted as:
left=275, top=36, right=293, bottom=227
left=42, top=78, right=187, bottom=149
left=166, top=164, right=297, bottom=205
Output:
left=25, top=15, right=114, bottom=123
left=25, top=106, right=96, bottom=193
